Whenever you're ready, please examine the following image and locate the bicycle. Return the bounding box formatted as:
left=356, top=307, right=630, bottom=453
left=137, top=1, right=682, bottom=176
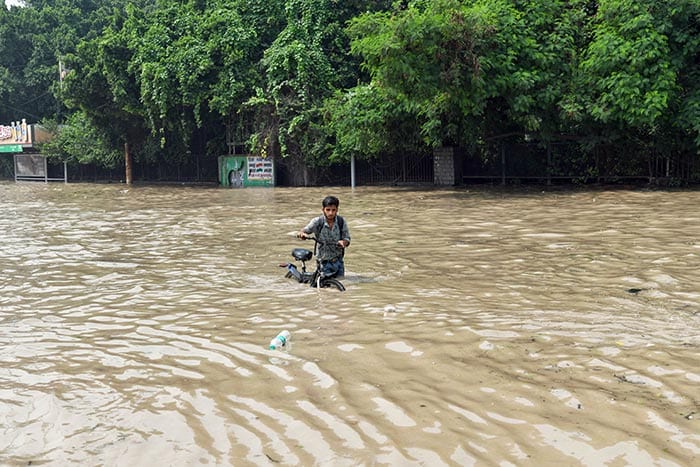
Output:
left=280, top=236, right=346, bottom=291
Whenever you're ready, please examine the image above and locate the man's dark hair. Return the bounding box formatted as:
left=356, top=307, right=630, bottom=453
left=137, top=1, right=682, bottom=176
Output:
left=322, top=196, right=340, bottom=207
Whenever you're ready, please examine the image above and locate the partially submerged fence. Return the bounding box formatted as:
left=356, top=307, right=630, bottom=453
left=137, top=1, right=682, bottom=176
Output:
left=462, top=140, right=699, bottom=185
left=14, top=154, right=67, bottom=183
left=5, top=143, right=696, bottom=186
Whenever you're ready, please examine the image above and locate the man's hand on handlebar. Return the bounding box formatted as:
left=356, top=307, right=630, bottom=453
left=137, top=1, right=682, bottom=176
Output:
left=297, top=232, right=346, bottom=248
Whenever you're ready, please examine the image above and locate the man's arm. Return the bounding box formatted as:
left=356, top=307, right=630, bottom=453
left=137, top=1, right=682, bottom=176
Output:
left=298, top=217, right=320, bottom=239
left=339, top=217, right=350, bottom=247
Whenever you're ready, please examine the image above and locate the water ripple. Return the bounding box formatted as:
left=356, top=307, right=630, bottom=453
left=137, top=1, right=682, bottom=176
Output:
left=1, top=183, right=699, bottom=465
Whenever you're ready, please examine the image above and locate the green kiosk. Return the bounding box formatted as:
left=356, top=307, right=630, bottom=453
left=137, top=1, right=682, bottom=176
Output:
left=218, top=155, right=274, bottom=187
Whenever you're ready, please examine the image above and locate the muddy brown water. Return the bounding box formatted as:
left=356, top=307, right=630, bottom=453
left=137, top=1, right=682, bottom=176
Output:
left=0, top=182, right=698, bottom=466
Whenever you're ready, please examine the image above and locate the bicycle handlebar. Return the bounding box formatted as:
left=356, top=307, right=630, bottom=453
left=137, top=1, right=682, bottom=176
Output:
left=299, top=235, right=326, bottom=246
left=300, top=235, right=345, bottom=247
left=298, top=234, right=347, bottom=251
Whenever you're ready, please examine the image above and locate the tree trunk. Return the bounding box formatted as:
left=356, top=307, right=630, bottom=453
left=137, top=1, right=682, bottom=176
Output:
left=124, top=142, right=132, bottom=185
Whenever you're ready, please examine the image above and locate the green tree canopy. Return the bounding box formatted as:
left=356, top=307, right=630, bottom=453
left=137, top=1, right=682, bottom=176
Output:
left=3, top=0, right=700, bottom=182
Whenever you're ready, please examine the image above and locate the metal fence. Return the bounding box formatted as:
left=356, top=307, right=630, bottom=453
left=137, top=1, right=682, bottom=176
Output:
left=4, top=144, right=697, bottom=187
left=462, top=140, right=700, bottom=185
left=64, top=153, right=220, bottom=184
left=271, top=152, right=434, bottom=186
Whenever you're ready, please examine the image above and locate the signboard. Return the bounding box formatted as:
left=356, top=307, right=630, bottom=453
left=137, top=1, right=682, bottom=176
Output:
left=0, top=144, right=22, bottom=153
left=246, top=156, right=274, bottom=183
left=218, top=155, right=274, bottom=187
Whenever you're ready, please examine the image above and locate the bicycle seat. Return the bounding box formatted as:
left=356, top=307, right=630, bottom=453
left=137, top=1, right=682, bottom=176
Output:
left=292, top=248, right=313, bottom=261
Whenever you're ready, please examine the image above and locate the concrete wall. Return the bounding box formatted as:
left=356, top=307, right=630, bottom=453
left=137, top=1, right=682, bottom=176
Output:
left=433, top=146, right=462, bottom=185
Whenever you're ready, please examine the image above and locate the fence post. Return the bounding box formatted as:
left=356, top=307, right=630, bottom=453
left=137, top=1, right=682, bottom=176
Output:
left=351, top=154, right=356, bottom=188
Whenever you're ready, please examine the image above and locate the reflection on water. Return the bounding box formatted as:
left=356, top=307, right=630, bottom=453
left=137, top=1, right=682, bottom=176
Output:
left=1, top=182, right=698, bottom=466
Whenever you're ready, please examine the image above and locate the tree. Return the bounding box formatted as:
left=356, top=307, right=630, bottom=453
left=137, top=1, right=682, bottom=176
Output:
left=8, top=0, right=699, bottom=183
left=0, top=0, right=130, bottom=124
left=249, top=0, right=393, bottom=184
left=340, top=1, right=591, bottom=146
left=573, top=0, right=700, bottom=171
left=41, top=110, right=122, bottom=168
left=60, top=0, right=258, bottom=180
left=61, top=3, right=152, bottom=182
left=340, top=0, right=509, bottom=151
left=579, top=0, right=677, bottom=130
left=129, top=0, right=258, bottom=143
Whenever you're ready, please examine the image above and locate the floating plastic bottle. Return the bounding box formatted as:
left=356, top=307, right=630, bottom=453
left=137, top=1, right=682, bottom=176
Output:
left=269, top=330, right=291, bottom=350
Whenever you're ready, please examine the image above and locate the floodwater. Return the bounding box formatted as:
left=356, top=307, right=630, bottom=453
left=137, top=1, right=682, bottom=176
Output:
left=0, top=182, right=698, bottom=467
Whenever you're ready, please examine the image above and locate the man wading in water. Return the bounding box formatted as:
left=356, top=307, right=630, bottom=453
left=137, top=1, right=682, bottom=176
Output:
left=298, top=196, right=351, bottom=278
